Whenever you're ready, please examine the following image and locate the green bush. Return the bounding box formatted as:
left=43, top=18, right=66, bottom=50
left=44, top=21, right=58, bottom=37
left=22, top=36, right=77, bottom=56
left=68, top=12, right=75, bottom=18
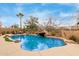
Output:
left=3, top=36, right=13, bottom=42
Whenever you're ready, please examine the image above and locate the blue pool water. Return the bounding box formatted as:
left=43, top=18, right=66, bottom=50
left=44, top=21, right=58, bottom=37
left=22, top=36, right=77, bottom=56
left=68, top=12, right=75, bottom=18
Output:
left=10, top=35, right=65, bottom=51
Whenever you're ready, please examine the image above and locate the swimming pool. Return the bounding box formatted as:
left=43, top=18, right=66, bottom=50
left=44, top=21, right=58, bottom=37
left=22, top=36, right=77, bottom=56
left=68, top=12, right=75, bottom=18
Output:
left=10, top=35, right=65, bottom=51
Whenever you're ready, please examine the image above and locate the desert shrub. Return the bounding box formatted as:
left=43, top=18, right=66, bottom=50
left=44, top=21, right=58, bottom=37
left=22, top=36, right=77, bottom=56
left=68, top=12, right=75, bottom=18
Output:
left=51, top=29, right=62, bottom=36
left=69, top=35, right=77, bottom=42
left=6, top=31, right=10, bottom=34
left=51, top=31, right=57, bottom=36
left=1, top=29, right=6, bottom=34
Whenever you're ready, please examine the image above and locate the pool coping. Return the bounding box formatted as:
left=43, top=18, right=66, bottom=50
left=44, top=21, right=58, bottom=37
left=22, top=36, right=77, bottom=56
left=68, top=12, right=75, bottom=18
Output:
left=0, top=34, right=79, bottom=56
left=3, top=34, right=76, bottom=45
left=9, top=34, right=70, bottom=49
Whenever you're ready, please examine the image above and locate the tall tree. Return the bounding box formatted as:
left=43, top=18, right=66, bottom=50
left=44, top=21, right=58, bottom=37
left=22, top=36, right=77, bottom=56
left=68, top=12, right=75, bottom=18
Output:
left=75, top=10, right=79, bottom=27
left=17, top=13, right=24, bottom=29
left=45, top=17, right=55, bottom=32
left=24, top=16, right=38, bottom=33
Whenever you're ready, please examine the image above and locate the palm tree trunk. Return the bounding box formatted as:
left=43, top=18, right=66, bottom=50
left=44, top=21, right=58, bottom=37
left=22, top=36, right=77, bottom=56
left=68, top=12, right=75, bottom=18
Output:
left=20, top=17, right=22, bottom=29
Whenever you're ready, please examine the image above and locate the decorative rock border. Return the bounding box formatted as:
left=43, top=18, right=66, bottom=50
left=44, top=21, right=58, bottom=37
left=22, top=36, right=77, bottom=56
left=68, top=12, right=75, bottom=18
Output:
left=47, top=36, right=77, bottom=45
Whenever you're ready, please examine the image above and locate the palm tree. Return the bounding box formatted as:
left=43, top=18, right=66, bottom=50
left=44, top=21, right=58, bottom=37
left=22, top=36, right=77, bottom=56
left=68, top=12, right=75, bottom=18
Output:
left=17, top=13, right=24, bottom=29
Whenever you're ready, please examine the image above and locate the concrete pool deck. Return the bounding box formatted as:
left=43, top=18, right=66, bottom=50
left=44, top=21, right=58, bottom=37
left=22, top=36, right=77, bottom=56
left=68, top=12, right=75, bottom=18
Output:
left=0, top=36, right=79, bottom=56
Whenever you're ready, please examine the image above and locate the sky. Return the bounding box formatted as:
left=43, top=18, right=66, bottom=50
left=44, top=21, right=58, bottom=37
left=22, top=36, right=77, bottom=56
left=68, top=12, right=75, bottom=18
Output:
left=0, top=3, right=79, bottom=27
